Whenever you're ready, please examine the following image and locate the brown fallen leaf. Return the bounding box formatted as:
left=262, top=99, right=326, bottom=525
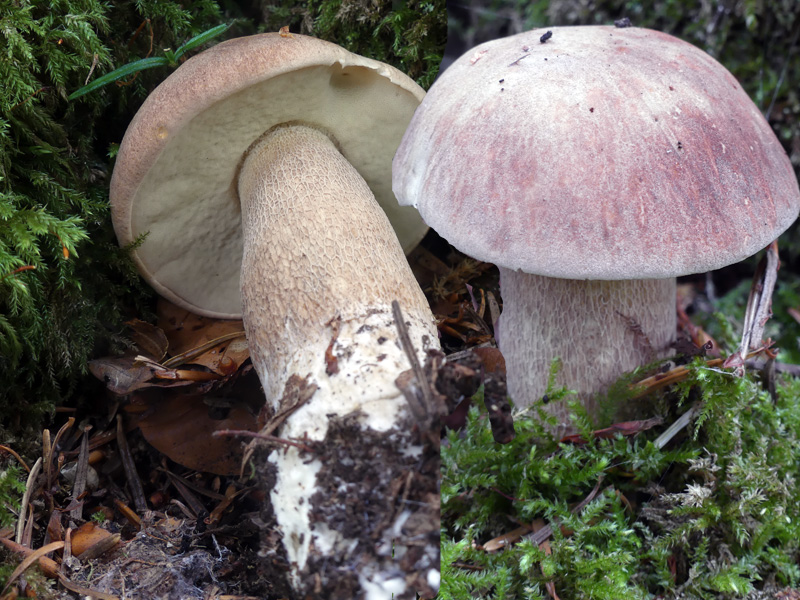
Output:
left=442, top=397, right=472, bottom=431
left=126, top=319, right=168, bottom=362
left=138, top=392, right=257, bottom=475
left=88, top=356, right=196, bottom=395
left=481, top=524, right=533, bottom=553
left=70, top=522, right=115, bottom=557
left=89, top=356, right=153, bottom=394
left=206, top=484, right=242, bottom=526
left=677, top=306, right=720, bottom=358
left=472, top=346, right=505, bottom=375
left=560, top=417, right=663, bottom=445
left=46, top=508, right=62, bottom=544
left=135, top=355, right=221, bottom=382
left=157, top=298, right=249, bottom=375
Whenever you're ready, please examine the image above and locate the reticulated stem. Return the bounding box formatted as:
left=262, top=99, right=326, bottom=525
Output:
left=236, top=124, right=439, bottom=598
left=237, top=124, right=435, bottom=415
left=497, top=269, right=676, bottom=425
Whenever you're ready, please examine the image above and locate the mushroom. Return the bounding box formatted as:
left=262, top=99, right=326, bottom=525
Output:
left=393, top=26, right=800, bottom=424
left=110, top=33, right=439, bottom=598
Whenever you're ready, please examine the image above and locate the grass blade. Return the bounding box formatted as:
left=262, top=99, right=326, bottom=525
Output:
left=68, top=57, right=168, bottom=100
left=173, top=23, right=231, bottom=61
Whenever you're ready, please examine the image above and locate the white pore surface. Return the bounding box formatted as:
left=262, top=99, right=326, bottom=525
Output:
left=111, top=37, right=428, bottom=318
left=268, top=304, right=437, bottom=593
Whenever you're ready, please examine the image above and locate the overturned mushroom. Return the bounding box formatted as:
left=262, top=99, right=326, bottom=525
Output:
left=393, top=26, right=800, bottom=425
left=111, top=33, right=439, bottom=598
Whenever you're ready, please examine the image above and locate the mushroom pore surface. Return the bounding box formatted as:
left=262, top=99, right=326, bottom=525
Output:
left=111, top=33, right=427, bottom=319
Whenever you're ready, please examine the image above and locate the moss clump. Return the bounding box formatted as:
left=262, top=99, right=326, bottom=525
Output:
left=0, top=0, right=225, bottom=424
left=259, top=0, right=447, bottom=89
left=441, top=361, right=800, bottom=599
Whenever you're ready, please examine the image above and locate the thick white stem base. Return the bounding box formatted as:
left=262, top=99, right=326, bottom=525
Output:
left=237, top=124, right=439, bottom=598
left=266, top=306, right=435, bottom=589
left=497, top=269, right=676, bottom=426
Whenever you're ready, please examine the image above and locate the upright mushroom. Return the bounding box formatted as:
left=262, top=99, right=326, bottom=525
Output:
left=393, top=26, right=800, bottom=424
left=111, top=33, right=439, bottom=598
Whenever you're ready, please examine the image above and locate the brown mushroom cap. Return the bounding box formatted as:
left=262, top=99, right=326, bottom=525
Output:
left=393, top=26, right=800, bottom=280
left=111, top=33, right=427, bottom=318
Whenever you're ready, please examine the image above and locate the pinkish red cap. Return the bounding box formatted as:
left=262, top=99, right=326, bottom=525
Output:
left=393, top=26, right=800, bottom=279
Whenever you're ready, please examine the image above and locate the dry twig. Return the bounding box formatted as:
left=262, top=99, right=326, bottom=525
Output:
left=116, top=415, right=147, bottom=513
left=16, top=457, right=42, bottom=545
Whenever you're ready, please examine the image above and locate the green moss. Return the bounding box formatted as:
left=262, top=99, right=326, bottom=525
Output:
left=0, top=465, right=26, bottom=529
left=0, top=0, right=225, bottom=424
left=441, top=364, right=800, bottom=599
left=259, top=0, right=447, bottom=88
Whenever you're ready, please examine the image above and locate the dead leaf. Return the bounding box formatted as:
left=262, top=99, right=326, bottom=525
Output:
left=126, top=319, right=168, bottom=362
left=157, top=299, right=249, bottom=374
left=472, top=347, right=506, bottom=375
left=46, top=509, right=62, bottom=544
left=134, top=355, right=221, bottom=382
left=482, top=524, right=532, bottom=552
left=88, top=357, right=154, bottom=394
left=442, top=397, right=472, bottom=431
left=138, top=392, right=257, bottom=475
left=88, top=356, right=196, bottom=395
left=206, top=484, right=242, bottom=526
left=677, top=306, right=720, bottom=358
left=560, top=417, right=663, bottom=445
left=724, top=240, right=780, bottom=372
left=70, top=522, right=115, bottom=557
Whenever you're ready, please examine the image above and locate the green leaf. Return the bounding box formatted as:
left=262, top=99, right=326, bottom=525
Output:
left=173, top=23, right=231, bottom=61
left=68, top=57, right=169, bottom=100
left=162, top=48, right=177, bottom=65
left=68, top=23, right=230, bottom=100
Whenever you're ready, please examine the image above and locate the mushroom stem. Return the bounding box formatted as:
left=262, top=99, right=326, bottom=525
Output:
left=237, top=124, right=438, bottom=597
left=497, top=269, right=676, bottom=425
